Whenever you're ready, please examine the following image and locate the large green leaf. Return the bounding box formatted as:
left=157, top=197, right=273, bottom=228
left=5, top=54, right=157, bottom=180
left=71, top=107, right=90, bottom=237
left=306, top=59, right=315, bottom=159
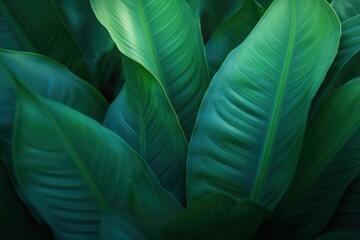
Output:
left=312, top=15, right=360, bottom=113
left=11, top=77, right=181, bottom=239
left=163, top=194, right=270, bottom=240
left=324, top=175, right=360, bottom=233
left=0, top=159, right=53, bottom=240
left=103, top=56, right=187, bottom=204
left=0, top=0, right=91, bottom=81
left=0, top=50, right=108, bottom=165
left=258, top=78, right=360, bottom=238
left=187, top=0, right=340, bottom=209
left=331, top=0, right=360, bottom=22
left=205, top=0, right=260, bottom=76
left=91, top=0, right=210, bottom=139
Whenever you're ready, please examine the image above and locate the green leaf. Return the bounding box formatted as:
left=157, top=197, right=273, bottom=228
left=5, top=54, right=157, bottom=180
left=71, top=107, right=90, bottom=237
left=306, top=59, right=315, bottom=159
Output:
left=103, top=56, right=187, bottom=204
left=312, top=15, right=360, bottom=113
left=0, top=159, right=53, bottom=240
left=0, top=0, right=91, bottom=81
left=188, top=0, right=245, bottom=42
left=187, top=0, right=340, bottom=209
left=0, top=50, right=108, bottom=164
left=258, top=78, right=360, bottom=239
left=331, top=0, right=360, bottom=22
left=316, top=231, right=360, bottom=240
left=324, top=175, right=360, bottom=233
left=91, top=0, right=210, bottom=139
left=11, top=77, right=181, bottom=239
left=100, top=214, right=148, bottom=240
left=163, top=194, right=271, bottom=240
left=0, top=52, right=107, bottom=221
left=205, top=0, right=260, bottom=76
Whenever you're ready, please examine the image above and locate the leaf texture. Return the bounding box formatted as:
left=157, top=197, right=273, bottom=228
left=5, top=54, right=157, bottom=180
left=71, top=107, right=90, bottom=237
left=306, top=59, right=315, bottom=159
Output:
left=331, top=0, right=360, bottom=22
left=91, top=0, right=210, bottom=139
left=187, top=0, right=340, bottom=209
left=11, top=77, right=181, bottom=239
left=0, top=50, right=108, bottom=166
left=0, top=0, right=91, bottom=80
left=103, top=56, right=187, bottom=204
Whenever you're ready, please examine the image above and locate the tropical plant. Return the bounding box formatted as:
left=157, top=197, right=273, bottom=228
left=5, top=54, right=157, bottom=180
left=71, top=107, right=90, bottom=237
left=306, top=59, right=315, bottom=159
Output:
left=0, top=0, right=360, bottom=239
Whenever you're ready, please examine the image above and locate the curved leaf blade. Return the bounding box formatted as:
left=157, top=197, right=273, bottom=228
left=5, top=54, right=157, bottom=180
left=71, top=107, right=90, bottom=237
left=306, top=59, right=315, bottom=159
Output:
left=205, top=0, right=260, bottom=77
left=0, top=50, right=108, bottom=164
left=331, top=0, right=360, bottom=22
left=91, top=0, right=210, bottom=139
left=187, top=0, right=340, bottom=209
left=11, top=78, right=181, bottom=239
left=104, top=56, right=187, bottom=203
left=0, top=0, right=91, bottom=80
left=0, top=160, right=53, bottom=240
left=258, top=78, right=360, bottom=238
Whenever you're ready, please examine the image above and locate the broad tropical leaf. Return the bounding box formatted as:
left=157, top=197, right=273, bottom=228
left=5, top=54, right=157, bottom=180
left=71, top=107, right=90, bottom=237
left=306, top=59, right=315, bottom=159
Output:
left=312, top=15, right=360, bottom=112
left=100, top=214, right=148, bottom=240
left=0, top=0, right=91, bottom=80
left=0, top=160, right=53, bottom=240
left=11, top=77, right=181, bottom=239
left=258, top=78, right=360, bottom=238
left=324, top=175, right=360, bottom=233
left=104, top=56, right=187, bottom=203
left=0, top=50, right=108, bottom=164
left=163, top=194, right=270, bottom=240
left=91, top=0, right=210, bottom=139
left=205, top=0, right=260, bottom=76
left=187, top=0, right=340, bottom=209
left=331, top=0, right=360, bottom=22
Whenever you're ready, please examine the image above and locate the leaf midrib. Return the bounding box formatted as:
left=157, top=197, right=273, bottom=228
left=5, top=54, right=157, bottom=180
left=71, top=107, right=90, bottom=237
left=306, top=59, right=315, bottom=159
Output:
left=251, top=0, right=296, bottom=201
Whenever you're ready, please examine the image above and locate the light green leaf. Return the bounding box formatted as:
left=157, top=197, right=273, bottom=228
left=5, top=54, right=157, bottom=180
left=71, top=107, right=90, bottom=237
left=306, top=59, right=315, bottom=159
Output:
left=0, top=50, right=108, bottom=165
left=205, top=0, right=260, bottom=76
left=0, top=159, right=53, bottom=240
left=331, top=0, right=360, bottom=22
left=11, top=77, right=181, bottom=239
left=316, top=231, right=360, bottom=240
left=91, top=0, right=210, bottom=139
left=0, top=0, right=91, bottom=81
left=312, top=15, right=360, bottom=113
left=187, top=0, right=340, bottom=209
left=324, top=175, right=360, bottom=233
left=258, top=78, right=360, bottom=239
left=100, top=214, right=148, bottom=240
left=163, top=194, right=270, bottom=240
left=103, top=56, right=187, bottom=204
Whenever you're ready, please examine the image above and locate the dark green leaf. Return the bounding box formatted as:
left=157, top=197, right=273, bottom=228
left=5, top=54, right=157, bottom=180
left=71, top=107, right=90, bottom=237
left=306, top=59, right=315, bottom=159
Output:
left=0, top=160, right=53, bottom=240
left=103, top=56, right=188, bottom=204
left=11, top=77, right=181, bottom=239
left=331, top=0, right=360, bottom=22
left=187, top=0, right=340, bottom=209
left=0, top=0, right=91, bottom=80
left=205, top=0, right=260, bottom=76
left=316, top=231, right=360, bottom=240
left=91, top=0, right=210, bottom=139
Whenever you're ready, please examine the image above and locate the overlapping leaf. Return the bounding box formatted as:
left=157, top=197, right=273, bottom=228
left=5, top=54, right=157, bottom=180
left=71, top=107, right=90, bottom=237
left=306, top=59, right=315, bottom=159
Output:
left=0, top=0, right=91, bottom=80
left=91, top=0, right=210, bottom=139
left=187, top=0, right=340, bottom=209
left=104, top=56, right=187, bottom=203
left=0, top=50, right=108, bottom=165
left=258, top=78, right=360, bottom=239
left=331, top=0, right=360, bottom=22
left=11, top=77, right=181, bottom=239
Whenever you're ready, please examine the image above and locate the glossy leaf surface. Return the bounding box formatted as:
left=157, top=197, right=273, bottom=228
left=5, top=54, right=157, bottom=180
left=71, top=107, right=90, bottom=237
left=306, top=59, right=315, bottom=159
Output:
left=91, top=0, right=210, bottom=139
left=10, top=74, right=181, bottom=239
left=104, top=56, right=187, bottom=203
left=187, top=0, right=340, bottom=209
